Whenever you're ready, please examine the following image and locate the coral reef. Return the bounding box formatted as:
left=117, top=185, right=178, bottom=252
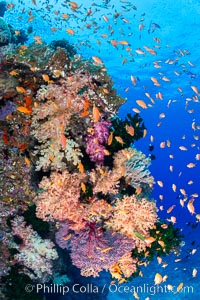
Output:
left=10, top=216, right=58, bottom=281
left=85, top=121, right=111, bottom=164
left=0, top=17, right=11, bottom=46
left=35, top=170, right=86, bottom=226
left=0, top=37, right=182, bottom=300
left=105, top=195, right=158, bottom=252
left=56, top=221, right=135, bottom=277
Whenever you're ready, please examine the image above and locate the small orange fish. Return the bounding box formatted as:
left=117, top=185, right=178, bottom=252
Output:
left=156, top=92, right=163, bottom=100
left=161, top=224, right=168, bottom=229
left=145, top=237, right=156, bottom=244
left=175, top=282, right=184, bottom=293
left=16, top=86, right=26, bottom=93
left=150, top=135, right=154, bottom=142
left=109, top=40, right=118, bottom=48
left=139, top=23, right=145, bottom=31
left=191, top=85, right=199, bottom=95
left=63, top=233, right=72, bottom=241
left=135, top=48, right=145, bottom=55
left=107, top=131, right=113, bottom=145
left=66, top=29, right=75, bottom=35
left=122, top=18, right=129, bottom=23
left=100, top=247, right=113, bottom=253
left=15, top=30, right=21, bottom=36
left=92, top=105, right=101, bottom=122
left=172, top=184, right=176, bottom=192
left=180, top=188, right=187, bottom=196
left=179, top=146, right=188, bottom=151
left=10, top=70, right=19, bottom=76
left=136, top=100, right=148, bottom=109
left=28, top=16, right=35, bottom=22
left=103, top=15, right=109, bottom=22
left=143, top=129, right=147, bottom=138
left=158, top=240, right=165, bottom=248
left=118, top=40, right=129, bottom=45
left=78, top=162, right=85, bottom=174
left=115, top=136, right=125, bottom=145
left=187, top=199, right=195, bottom=214
left=49, top=155, right=54, bottom=162
left=160, top=141, right=166, bottom=148
left=143, top=46, right=157, bottom=55
left=42, top=74, right=51, bottom=83
left=154, top=273, right=163, bottom=285
left=68, top=1, right=79, bottom=11
left=60, top=134, right=67, bottom=149
left=62, top=13, right=69, bottom=19
left=167, top=205, right=175, bottom=213
left=157, top=180, right=164, bottom=187
left=132, top=108, right=141, bottom=113
left=130, top=75, right=137, bottom=86
left=133, top=291, right=140, bottom=300
left=169, top=216, right=176, bottom=224
left=92, top=56, right=103, bottom=65
left=24, top=156, right=31, bottom=167
left=151, top=77, right=160, bottom=86
left=187, top=162, right=196, bottom=168
left=81, top=182, right=86, bottom=193
left=157, top=257, right=162, bottom=264
left=192, top=268, right=197, bottom=278
left=162, top=76, right=171, bottom=82
left=17, top=106, right=31, bottom=114
left=125, top=125, right=135, bottom=136
left=159, top=113, right=165, bottom=119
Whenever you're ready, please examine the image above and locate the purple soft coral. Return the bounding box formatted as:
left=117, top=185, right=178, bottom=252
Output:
left=0, top=101, right=16, bottom=120
left=55, top=221, right=135, bottom=277
left=85, top=121, right=111, bottom=164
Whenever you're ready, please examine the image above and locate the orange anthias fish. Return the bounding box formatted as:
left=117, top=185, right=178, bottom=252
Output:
left=66, top=29, right=75, bottom=35
left=92, top=105, right=101, bottom=122
left=17, top=106, right=32, bottom=114
left=92, top=56, right=104, bottom=65
left=60, top=134, right=67, bottom=149
left=16, top=86, right=26, bottom=93
left=187, top=199, right=195, bottom=214
left=125, top=125, right=135, bottom=136
left=136, top=100, right=148, bottom=109
left=68, top=1, right=79, bottom=11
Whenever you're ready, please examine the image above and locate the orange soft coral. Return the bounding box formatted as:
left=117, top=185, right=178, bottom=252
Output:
left=106, top=195, right=158, bottom=252
left=35, top=170, right=86, bottom=229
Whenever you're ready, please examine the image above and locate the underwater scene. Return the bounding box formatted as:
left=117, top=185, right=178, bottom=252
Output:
left=0, top=0, right=200, bottom=299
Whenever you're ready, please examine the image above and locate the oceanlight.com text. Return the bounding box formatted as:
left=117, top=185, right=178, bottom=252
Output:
left=25, top=283, right=194, bottom=296
left=108, top=283, right=194, bottom=295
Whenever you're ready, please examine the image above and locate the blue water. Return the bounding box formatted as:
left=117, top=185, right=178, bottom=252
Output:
left=3, top=0, right=200, bottom=299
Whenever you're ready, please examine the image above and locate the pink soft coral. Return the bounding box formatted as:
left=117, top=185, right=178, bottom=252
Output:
left=35, top=170, right=86, bottom=228
left=106, top=195, right=158, bottom=252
